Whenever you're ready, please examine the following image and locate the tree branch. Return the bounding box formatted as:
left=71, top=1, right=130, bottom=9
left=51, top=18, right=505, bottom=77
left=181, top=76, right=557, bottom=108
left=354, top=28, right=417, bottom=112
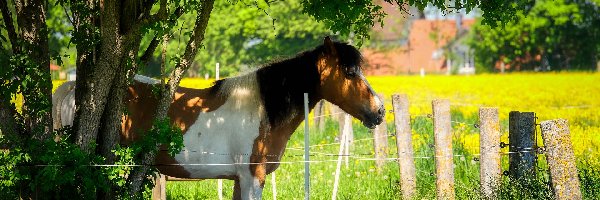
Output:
left=126, top=0, right=215, bottom=195
left=137, top=6, right=183, bottom=66
left=0, top=0, right=20, bottom=53
left=139, top=36, right=160, bottom=65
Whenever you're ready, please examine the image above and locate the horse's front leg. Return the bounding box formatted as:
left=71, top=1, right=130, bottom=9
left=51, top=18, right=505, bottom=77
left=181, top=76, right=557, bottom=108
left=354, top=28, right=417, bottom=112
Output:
left=234, top=164, right=266, bottom=200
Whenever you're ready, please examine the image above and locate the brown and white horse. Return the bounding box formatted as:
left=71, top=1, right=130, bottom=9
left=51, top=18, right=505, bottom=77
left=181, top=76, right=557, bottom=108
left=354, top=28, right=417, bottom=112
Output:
left=53, top=37, right=385, bottom=199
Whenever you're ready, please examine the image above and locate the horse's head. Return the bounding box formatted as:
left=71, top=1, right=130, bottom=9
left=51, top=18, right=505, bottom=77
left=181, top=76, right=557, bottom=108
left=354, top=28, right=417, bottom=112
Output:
left=316, top=37, right=385, bottom=129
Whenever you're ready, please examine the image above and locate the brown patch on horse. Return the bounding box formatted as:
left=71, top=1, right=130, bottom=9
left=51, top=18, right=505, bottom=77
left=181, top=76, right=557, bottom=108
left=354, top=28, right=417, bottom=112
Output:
left=120, top=81, right=227, bottom=178
left=168, top=86, right=227, bottom=132
left=249, top=117, right=304, bottom=185
left=121, top=82, right=227, bottom=143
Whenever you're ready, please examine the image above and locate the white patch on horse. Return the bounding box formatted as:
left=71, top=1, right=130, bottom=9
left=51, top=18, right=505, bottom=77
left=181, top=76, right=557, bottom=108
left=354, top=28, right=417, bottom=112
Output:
left=61, top=89, right=76, bottom=127
left=173, top=73, right=265, bottom=179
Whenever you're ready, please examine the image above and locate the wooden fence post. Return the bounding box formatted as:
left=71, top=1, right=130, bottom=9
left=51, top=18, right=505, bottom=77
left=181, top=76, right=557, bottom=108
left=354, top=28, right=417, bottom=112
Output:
left=432, top=99, right=454, bottom=200
left=152, top=174, right=166, bottom=200
left=508, top=111, right=536, bottom=179
left=392, top=94, right=416, bottom=199
left=373, top=94, right=388, bottom=172
left=339, top=113, right=354, bottom=147
left=540, top=119, right=582, bottom=199
left=313, top=100, right=326, bottom=132
left=479, top=108, right=501, bottom=199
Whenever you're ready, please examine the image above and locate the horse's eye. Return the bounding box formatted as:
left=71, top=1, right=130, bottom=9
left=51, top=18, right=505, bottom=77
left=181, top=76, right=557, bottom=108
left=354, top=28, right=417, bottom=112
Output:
left=345, top=67, right=358, bottom=78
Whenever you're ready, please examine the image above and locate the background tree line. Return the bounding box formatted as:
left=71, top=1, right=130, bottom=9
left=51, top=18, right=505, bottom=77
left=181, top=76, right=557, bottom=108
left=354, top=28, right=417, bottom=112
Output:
left=469, top=0, right=600, bottom=72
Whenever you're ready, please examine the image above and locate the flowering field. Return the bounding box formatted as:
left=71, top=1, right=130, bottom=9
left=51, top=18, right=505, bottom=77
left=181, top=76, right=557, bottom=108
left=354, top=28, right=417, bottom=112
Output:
left=165, top=73, right=600, bottom=199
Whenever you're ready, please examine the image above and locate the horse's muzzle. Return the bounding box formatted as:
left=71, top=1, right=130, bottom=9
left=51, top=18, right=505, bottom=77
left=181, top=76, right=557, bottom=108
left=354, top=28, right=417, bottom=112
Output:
left=362, top=106, right=385, bottom=129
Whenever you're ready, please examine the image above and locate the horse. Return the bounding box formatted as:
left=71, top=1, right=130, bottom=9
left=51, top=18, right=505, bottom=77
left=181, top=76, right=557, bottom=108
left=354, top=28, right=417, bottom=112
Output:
left=53, top=36, right=385, bottom=200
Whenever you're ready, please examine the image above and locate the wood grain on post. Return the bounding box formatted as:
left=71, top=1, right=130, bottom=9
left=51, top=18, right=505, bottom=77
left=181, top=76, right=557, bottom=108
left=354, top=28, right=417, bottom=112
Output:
left=391, top=94, right=416, bottom=199
left=479, top=108, right=501, bottom=199
left=432, top=99, right=455, bottom=200
left=508, top=111, right=536, bottom=179
left=540, top=119, right=582, bottom=200
left=313, top=100, right=326, bottom=132
left=339, top=113, right=354, bottom=145
left=373, top=94, right=388, bottom=172
left=152, top=174, right=166, bottom=200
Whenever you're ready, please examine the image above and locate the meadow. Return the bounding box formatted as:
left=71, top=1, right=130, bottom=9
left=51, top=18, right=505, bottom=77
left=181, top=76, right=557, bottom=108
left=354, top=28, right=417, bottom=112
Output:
left=46, top=73, right=600, bottom=199
left=165, top=73, right=600, bottom=199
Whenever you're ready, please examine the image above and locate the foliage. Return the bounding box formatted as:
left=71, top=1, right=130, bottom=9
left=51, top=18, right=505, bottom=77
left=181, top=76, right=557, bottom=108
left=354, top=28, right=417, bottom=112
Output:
left=132, top=119, right=184, bottom=158
left=0, top=127, right=131, bottom=199
left=140, top=0, right=336, bottom=77
left=0, top=120, right=184, bottom=199
left=469, top=0, right=600, bottom=71
left=301, top=0, right=385, bottom=46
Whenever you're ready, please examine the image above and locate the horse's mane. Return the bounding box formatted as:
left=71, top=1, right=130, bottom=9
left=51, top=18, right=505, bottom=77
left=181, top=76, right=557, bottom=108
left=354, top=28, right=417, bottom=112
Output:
left=213, top=41, right=364, bottom=125
left=132, top=41, right=363, bottom=126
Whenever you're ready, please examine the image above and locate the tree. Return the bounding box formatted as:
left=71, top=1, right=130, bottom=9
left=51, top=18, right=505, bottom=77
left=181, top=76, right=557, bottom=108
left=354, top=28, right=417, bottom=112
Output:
left=1, top=0, right=531, bottom=198
left=142, top=0, right=335, bottom=78
left=469, top=0, right=600, bottom=72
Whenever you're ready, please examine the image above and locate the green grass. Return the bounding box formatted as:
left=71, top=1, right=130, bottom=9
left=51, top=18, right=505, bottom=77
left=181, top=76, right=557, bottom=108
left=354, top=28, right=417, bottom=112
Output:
left=165, top=113, right=600, bottom=199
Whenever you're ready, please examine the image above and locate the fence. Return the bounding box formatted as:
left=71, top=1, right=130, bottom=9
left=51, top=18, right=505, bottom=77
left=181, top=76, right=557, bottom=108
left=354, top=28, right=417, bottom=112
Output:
left=155, top=93, right=583, bottom=200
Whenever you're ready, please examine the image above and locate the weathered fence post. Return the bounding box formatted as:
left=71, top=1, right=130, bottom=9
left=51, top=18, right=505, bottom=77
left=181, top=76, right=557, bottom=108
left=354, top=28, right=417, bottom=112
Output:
left=373, top=94, right=388, bottom=172
left=432, top=99, right=454, bottom=200
left=338, top=113, right=353, bottom=142
left=392, top=94, right=416, bottom=199
left=313, top=100, right=326, bottom=132
left=540, top=119, right=582, bottom=199
left=508, top=111, right=536, bottom=179
left=152, top=174, right=166, bottom=200
left=479, top=108, right=501, bottom=199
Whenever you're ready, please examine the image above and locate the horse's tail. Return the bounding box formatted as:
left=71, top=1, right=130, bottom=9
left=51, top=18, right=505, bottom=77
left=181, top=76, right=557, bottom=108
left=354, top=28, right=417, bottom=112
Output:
left=52, top=81, right=76, bottom=130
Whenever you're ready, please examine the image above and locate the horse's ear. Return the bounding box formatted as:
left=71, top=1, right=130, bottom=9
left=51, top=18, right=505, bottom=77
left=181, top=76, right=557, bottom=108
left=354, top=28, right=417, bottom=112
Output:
left=323, top=36, right=337, bottom=55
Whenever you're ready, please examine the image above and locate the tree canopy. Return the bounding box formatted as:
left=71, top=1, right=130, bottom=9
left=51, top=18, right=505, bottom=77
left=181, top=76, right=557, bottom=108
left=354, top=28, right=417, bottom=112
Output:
left=469, top=0, right=600, bottom=72
left=143, top=0, right=336, bottom=77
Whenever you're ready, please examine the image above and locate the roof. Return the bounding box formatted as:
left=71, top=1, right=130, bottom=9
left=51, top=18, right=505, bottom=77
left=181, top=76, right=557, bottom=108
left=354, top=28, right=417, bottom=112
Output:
left=50, top=63, right=60, bottom=71
left=363, top=19, right=475, bottom=75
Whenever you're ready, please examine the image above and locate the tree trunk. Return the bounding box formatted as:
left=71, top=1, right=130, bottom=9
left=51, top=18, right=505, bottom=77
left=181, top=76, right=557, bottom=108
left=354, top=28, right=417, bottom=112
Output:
left=14, top=0, right=53, bottom=141
left=73, top=0, right=121, bottom=154
left=126, top=0, right=215, bottom=195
